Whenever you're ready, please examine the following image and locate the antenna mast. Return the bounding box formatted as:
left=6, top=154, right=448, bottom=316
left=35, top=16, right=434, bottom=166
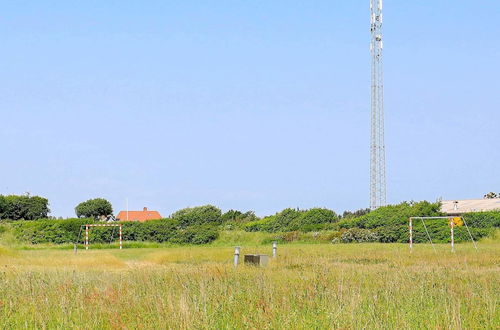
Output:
left=370, top=0, right=386, bottom=209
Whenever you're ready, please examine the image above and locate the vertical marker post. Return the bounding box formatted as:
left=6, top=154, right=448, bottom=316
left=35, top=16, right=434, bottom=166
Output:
left=234, top=246, right=240, bottom=267
left=272, top=241, right=277, bottom=258
left=409, top=218, right=413, bottom=253
left=119, top=224, right=123, bottom=250
left=85, top=225, right=89, bottom=250
left=450, top=219, right=455, bottom=253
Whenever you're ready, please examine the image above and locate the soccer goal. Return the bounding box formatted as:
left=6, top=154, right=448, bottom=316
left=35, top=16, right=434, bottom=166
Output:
left=79, top=224, right=123, bottom=250
left=408, top=216, right=477, bottom=253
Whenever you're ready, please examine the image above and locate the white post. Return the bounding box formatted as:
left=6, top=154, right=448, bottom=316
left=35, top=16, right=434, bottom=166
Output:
left=272, top=241, right=277, bottom=258
left=450, top=219, right=455, bottom=253
left=119, top=225, right=123, bottom=250
left=234, top=246, right=240, bottom=266
left=85, top=225, right=89, bottom=250
left=409, top=218, right=413, bottom=253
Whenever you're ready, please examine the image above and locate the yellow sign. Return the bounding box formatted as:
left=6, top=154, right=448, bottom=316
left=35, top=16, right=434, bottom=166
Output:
left=450, top=217, right=463, bottom=227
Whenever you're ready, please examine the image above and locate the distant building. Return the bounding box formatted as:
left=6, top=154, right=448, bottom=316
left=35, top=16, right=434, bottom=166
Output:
left=441, top=199, right=500, bottom=215
left=116, top=207, right=162, bottom=222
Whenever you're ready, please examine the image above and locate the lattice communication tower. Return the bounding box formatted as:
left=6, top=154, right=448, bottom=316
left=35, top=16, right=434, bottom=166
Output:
left=370, top=0, right=386, bottom=209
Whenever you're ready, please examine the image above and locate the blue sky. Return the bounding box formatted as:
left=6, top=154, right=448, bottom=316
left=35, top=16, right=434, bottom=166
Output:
left=1, top=1, right=499, bottom=217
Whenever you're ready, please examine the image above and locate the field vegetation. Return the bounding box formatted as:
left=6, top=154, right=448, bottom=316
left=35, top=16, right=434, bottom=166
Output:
left=1, top=200, right=499, bottom=247
left=0, top=242, right=498, bottom=328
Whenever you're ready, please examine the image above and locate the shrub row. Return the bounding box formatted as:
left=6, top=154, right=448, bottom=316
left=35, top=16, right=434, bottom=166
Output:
left=337, top=201, right=442, bottom=229
left=244, top=208, right=339, bottom=232
left=5, top=201, right=499, bottom=245
left=371, top=224, right=491, bottom=243
left=330, top=201, right=498, bottom=243
left=11, top=218, right=219, bottom=245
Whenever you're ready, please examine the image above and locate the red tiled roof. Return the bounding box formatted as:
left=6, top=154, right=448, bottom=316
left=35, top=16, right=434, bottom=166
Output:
left=116, top=207, right=162, bottom=222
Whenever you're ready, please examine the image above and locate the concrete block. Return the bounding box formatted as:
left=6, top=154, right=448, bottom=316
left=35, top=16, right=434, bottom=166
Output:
left=244, top=254, right=269, bottom=267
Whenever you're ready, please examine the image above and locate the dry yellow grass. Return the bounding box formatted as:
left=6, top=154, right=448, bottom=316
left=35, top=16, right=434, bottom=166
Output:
left=0, top=243, right=498, bottom=329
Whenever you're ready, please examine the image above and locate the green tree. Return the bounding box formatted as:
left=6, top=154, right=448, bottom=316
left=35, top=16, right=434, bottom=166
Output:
left=221, top=210, right=258, bottom=223
left=75, top=198, right=113, bottom=219
left=0, top=195, right=6, bottom=219
left=289, top=208, right=339, bottom=231
left=1, top=194, right=50, bottom=220
left=221, top=210, right=242, bottom=222
left=342, top=208, right=371, bottom=219
left=264, top=208, right=303, bottom=232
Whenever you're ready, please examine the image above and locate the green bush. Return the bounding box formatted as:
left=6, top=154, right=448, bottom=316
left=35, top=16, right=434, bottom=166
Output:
left=12, top=218, right=94, bottom=244
left=374, top=225, right=407, bottom=243
left=340, top=201, right=442, bottom=229
left=342, top=208, right=371, bottom=219
left=341, top=228, right=379, bottom=243
left=289, top=208, right=339, bottom=231
left=11, top=218, right=219, bottom=245
left=462, top=212, right=500, bottom=228
left=244, top=218, right=273, bottom=232
left=221, top=210, right=257, bottom=223
left=264, top=209, right=301, bottom=232
left=171, top=225, right=219, bottom=244
left=171, top=205, right=222, bottom=228
left=244, top=208, right=339, bottom=233
left=372, top=220, right=493, bottom=244
left=409, top=221, right=491, bottom=244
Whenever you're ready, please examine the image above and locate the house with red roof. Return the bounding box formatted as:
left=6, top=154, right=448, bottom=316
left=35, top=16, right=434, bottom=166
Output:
left=116, top=207, right=162, bottom=222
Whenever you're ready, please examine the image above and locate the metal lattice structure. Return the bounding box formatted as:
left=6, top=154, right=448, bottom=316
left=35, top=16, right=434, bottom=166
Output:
left=370, top=0, right=386, bottom=209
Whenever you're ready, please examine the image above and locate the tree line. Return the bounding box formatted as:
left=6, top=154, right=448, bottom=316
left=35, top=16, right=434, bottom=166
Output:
left=1, top=194, right=499, bottom=245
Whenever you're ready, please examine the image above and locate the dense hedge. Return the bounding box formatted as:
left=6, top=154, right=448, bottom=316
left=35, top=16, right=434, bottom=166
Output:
left=11, top=218, right=219, bottom=245
left=337, top=201, right=442, bottom=229
left=171, top=205, right=222, bottom=228
left=242, top=201, right=498, bottom=243
left=462, top=211, right=500, bottom=228
left=4, top=201, right=499, bottom=245
left=244, top=208, right=339, bottom=232
left=340, top=228, right=379, bottom=243
left=334, top=201, right=498, bottom=243
left=372, top=223, right=491, bottom=244
left=11, top=218, right=93, bottom=244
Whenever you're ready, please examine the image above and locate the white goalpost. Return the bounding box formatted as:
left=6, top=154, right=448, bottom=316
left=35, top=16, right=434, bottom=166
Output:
left=83, top=224, right=123, bottom=250
left=409, top=216, right=478, bottom=253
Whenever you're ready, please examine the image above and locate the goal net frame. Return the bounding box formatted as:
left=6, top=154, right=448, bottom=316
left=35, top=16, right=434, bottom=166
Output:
left=83, top=224, right=123, bottom=250
left=409, top=216, right=477, bottom=253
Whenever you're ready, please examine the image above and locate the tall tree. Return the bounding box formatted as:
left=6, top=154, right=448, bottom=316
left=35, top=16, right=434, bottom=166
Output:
left=0, top=194, right=50, bottom=220
left=75, top=198, right=113, bottom=219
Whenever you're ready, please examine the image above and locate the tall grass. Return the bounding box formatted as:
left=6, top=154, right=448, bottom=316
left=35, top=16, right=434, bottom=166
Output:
left=0, top=243, right=498, bottom=329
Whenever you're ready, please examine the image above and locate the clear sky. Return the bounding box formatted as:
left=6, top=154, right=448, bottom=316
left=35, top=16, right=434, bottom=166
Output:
left=1, top=1, right=499, bottom=218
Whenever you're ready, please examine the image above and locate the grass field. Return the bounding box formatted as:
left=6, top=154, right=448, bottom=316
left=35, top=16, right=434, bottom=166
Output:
left=0, top=242, right=499, bottom=329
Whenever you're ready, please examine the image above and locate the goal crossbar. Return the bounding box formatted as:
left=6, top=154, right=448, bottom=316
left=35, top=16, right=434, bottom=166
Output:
left=83, top=224, right=122, bottom=250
